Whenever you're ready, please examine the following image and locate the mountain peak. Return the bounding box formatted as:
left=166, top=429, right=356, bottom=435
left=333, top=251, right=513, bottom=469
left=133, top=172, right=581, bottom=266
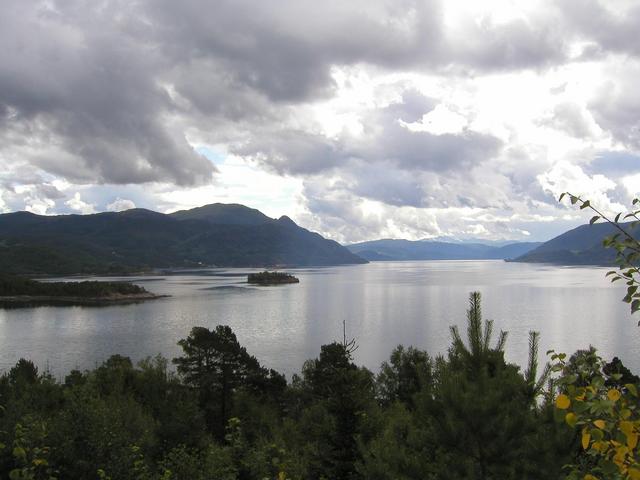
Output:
left=0, top=202, right=367, bottom=273
left=277, top=215, right=297, bottom=227
left=170, top=203, right=272, bottom=226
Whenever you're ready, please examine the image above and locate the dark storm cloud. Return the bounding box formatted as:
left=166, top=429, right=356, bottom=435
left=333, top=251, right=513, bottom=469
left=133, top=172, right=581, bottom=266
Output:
left=147, top=0, right=569, bottom=99
left=559, top=0, right=640, bottom=57
left=350, top=97, right=503, bottom=173
left=538, top=102, right=594, bottom=139
left=0, top=0, right=576, bottom=190
left=147, top=0, right=444, bottom=102
left=0, top=0, right=214, bottom=186
left=232, top=91, right=502, bottom=183
left=588, top=70, right=640, bottom=150
left=354, top=122, right=502, bottom=172
left=451, top=15, right=567, bottom=71
left=235, top=130, right=347, bottom=175
left=349, top=163, right=427, bottom=207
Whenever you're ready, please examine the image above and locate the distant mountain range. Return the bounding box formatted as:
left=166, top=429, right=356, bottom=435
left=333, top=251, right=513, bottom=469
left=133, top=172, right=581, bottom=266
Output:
left=511, top=221, right=638, bottom=265
left=346, top=239, right=542, bottom=261
left=0, top=204, right=366, bottom=275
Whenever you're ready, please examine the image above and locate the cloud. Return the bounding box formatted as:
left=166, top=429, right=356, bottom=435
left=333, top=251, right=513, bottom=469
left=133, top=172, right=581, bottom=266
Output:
left=537, top=161, right=625, bottom=216
left=106, top=198, right=136, bottom=212
left=1, top=0, right=638, bottom=243
left=0, top=0, right=215, bottom=186
left=540, top=102, right=596, bottom=139
left=235, top=130, right=347, bottom=176
left=65, top=192, right=96, bottom=215
left=558, top=0, right=640, bottom=58
left=236, top=90, right=502, bottom=178
left=588, top=62, right=640, bottom=149
left=0, top=0, right=570, bottom=191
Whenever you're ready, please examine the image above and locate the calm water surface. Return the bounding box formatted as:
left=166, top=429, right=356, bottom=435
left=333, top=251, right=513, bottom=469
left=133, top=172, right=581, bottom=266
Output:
left=1, top=260, right=639, bottom=378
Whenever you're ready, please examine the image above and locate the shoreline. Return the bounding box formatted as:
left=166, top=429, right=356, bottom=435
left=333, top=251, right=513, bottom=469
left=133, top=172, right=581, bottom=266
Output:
left=0, top=292, right=168, bottom=308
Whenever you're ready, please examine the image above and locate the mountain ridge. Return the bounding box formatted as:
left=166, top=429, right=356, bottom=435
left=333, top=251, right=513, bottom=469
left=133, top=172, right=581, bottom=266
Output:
left=0, top=204, right=367, bottom=274
left=511, top=221, right=639, bottom=265
left=346, top=238, right=542, bottom=261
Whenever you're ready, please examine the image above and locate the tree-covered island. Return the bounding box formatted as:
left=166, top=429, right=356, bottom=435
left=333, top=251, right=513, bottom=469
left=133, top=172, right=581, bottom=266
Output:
left=247, top=271, right=300, bottom=285
left=0, top=274, right=163, bottom=307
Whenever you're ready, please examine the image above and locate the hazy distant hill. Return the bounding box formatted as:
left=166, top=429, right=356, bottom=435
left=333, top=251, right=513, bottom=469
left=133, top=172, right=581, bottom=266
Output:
left=0, top=204, right=366, bottom=274
left=512, top=222, right=639, bottom=265
left=346, top=239, right=541, bottom=261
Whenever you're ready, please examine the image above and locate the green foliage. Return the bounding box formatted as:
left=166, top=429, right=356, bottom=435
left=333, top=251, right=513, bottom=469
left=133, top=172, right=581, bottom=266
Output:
left=560, top=193, right=640, bottom=317
left=8, top=360, right=39, bottom=387
left=359, top=292, right=572, bottom=480
left=173, top=326, right=285, bottom=438
left=551, top=348, right=640, bottom=479
left=295, top=342, right=376, bottom=480
left=556, top=193, right=640, bottom=479
left=0, top=274, right=147, bottom=298
left=376, top=345, right=431, bottom=407
left=359, top=401, right=437, bottom=480
left=247, top=271, right=299, bottom=285
left=425, top=292, right=563, bottom=479
left=158, top=443, right=236, bottom=480
left=448, top=291, right=508, bottom=372
left=9, top=418, right=57, bottom=480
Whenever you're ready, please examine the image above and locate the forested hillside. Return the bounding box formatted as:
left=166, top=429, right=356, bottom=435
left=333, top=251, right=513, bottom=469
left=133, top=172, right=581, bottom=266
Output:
left=513, top=221, right=639, bottom=265
left=0, top=205, right=366, bottom=275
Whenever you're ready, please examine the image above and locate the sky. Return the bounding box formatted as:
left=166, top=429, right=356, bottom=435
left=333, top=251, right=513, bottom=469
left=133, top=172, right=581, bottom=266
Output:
left=1, top=0, right=640, bottom=244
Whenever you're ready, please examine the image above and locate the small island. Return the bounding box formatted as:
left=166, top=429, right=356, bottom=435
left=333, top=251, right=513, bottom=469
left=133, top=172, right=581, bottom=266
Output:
left=247, top=271, right=300, bottom=285
left=0, top=274, right=164, bottom=307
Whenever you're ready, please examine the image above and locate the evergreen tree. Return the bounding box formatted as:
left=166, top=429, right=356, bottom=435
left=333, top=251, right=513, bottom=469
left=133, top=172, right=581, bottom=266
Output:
left=422, top=292, right=564, bottom=479
left=173, top=325, right=278, bottom=438
left=298, top=342, right=375, bottom=480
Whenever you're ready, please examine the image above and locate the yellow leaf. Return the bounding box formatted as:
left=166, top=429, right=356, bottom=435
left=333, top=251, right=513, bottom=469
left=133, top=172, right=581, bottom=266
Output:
left=629, top=468, right=640, bottom=480
left=621, top=421, right=635, bottom=437
left=556, top=394, right=571, bottom=409
left=613, top=453, right=625, bottom=467
left=584, top=474, right=599, bottom=480
left=582, top=430, right=591, bottom=450
left=608, top=389, right=621, bottom=402
left=594, top=420, right=606, bottom=430
left=628, top=433, right=638, bottom=450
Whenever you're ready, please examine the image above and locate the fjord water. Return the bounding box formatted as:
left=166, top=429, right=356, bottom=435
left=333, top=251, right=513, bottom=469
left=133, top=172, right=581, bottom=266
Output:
left=1, top=260, right=639, bottom=378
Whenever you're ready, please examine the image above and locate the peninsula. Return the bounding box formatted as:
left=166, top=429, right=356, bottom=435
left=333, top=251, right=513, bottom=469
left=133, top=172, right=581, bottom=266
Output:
left=0, top=274, right=164, bottom=307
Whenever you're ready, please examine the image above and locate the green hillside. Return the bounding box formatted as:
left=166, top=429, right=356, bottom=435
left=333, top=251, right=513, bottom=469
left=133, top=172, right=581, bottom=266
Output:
left=512, top=221, right=639, bottom=265
left=0, top=205, right=366, bottom=274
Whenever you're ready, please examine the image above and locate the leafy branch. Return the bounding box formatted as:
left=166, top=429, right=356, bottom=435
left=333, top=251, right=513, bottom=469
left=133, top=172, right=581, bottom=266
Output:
left=559, top=193, right=640, bottom=317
